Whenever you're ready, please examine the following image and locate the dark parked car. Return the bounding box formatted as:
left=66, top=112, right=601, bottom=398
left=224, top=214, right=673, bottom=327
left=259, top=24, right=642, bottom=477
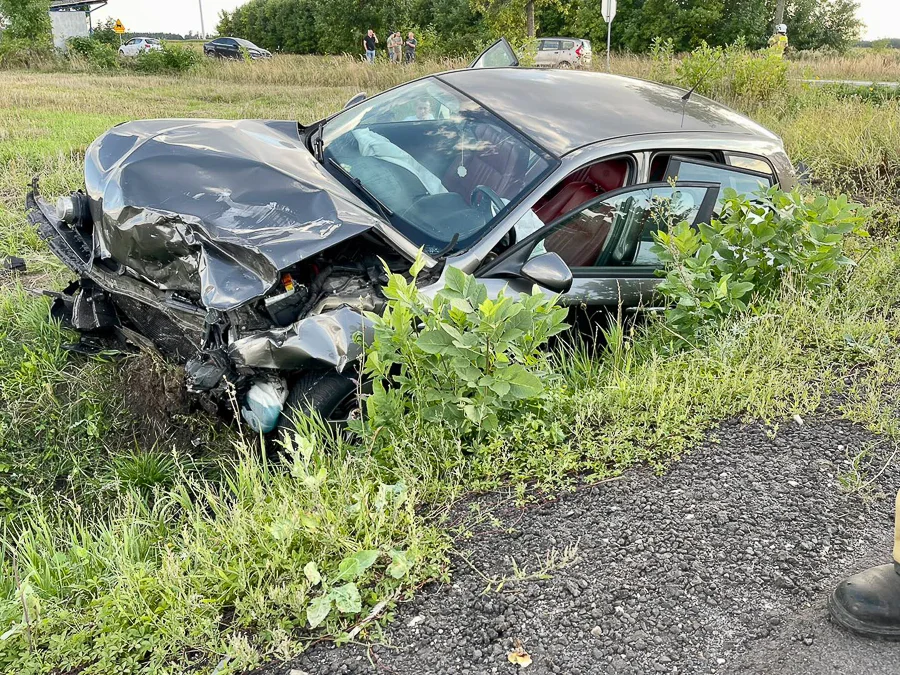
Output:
left=28, top=39, right=794, bottom=431
left=204, top=37, right=271, bottom=59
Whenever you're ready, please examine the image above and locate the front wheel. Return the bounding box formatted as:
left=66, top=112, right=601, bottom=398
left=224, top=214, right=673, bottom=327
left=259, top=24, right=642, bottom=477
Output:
left=275, top=370, right=358, bottom=436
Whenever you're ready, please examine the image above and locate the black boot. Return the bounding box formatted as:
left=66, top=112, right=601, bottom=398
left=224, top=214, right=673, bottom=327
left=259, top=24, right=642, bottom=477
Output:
left=829, top=562, right=900, bottom=640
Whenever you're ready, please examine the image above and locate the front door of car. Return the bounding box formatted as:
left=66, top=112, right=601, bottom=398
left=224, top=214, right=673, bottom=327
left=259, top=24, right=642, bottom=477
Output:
left=477, top=181, right=721, bottom=308
left=469, top=37, right=519, bottom=68
left=220, top=39, right=239, bottom=57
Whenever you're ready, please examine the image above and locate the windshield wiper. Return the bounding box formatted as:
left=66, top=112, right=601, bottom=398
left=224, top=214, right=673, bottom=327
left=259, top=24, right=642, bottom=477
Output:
left=434, top=232, right=460, bottom=260
left=326, top=158, right=394, bottom=223
left=311, top=125, right=324, bottom=162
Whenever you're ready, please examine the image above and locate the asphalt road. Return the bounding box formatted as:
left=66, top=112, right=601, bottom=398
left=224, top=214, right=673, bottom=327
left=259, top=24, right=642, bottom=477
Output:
left=262, top=412, right=900, bottom=675
left=800, top=79, right=900, bottom=88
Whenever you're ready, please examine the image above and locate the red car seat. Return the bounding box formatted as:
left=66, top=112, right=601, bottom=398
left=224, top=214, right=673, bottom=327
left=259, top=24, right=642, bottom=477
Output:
left=534, top=158, right=629, bottom=224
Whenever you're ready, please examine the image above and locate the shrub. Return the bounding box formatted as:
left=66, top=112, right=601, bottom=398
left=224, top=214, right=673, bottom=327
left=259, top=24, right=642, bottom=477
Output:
left=673, top=40, right=788, bottom=105
left=134, top=42, right=199, bottom=73
left=0, top=37, right=56, bottom=69
left=66, top=36, right=119, bottom=70
left=651, top=187, right=868, bottom=338
left=360, top=261, right=568, bottom=444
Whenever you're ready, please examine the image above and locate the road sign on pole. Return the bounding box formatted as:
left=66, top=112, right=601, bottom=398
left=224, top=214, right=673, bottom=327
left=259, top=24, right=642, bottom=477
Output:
left=113, top=19, right=126, bottom=34
left=602, top=0, right=616, bottom=73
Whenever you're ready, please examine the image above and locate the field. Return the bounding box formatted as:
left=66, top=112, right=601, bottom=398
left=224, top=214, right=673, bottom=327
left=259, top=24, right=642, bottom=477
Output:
left=1, top=53, right=900, bottom=674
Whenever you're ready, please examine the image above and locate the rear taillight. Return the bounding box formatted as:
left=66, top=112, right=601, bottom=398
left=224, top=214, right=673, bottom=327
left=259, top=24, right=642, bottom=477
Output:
left=576, top=45, right=583, bottom=56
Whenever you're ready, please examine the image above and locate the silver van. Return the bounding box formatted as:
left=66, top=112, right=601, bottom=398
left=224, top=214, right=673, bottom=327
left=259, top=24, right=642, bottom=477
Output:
left=535, top=37, right=592, bottom=68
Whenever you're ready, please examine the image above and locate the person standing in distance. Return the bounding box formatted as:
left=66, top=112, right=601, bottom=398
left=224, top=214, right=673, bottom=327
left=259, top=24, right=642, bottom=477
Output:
left=405, top=31, right=418, bottom=63
left=388, top=31, right=402, bottom=63
left=363, top=29, right=378, bottom=63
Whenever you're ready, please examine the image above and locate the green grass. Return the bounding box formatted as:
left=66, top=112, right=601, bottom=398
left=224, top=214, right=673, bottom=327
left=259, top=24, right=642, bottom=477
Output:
left=1, top=58, right=900, bottom=674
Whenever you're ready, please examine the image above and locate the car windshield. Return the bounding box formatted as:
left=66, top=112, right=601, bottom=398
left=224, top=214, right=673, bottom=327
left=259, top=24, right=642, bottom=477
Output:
left=321, top=78, right=553, bottom=256
left=147, top=39, right=161, bottom=44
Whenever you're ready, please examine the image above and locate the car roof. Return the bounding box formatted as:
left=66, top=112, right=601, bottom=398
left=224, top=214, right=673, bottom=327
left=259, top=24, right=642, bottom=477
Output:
left=436, top=68, right=777, bottom=156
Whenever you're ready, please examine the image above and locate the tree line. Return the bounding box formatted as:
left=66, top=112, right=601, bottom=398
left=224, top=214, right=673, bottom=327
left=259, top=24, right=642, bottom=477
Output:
left=216, top=0, right=863, bottom=57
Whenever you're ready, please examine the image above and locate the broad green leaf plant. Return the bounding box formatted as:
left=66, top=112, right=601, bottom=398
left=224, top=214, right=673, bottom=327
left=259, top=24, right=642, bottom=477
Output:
left=651, top=187, right=868, bottom=338
left=359, top=259, right=569, bottom=444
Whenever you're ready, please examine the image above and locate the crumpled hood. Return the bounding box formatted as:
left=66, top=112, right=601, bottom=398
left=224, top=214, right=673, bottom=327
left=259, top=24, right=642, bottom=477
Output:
left=85, top=118, right=382, bottom=310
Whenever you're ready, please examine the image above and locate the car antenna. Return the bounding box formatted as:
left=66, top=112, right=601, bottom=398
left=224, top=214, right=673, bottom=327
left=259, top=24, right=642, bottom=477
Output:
left=680, top=51, right=724, bottom=125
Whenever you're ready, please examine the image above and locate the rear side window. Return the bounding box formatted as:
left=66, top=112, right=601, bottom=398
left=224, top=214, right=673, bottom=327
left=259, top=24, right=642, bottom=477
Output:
left=665, top=156, right=774, bottom=203
left=649, top=151, right=717, bottom=182
left=726, top=153, right=774, bottom=176
left=562, top=40, right=575, bottom=50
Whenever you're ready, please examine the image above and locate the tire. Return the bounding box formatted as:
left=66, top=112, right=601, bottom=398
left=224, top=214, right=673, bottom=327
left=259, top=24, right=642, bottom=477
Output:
left=558, top=61, right=571, bottom=69
left=275, top=370, right=357, bottom=436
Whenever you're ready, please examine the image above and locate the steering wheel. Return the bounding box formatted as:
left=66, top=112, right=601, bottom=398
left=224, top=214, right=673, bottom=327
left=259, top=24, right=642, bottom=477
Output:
left=470, top=185, right=505, bottom=219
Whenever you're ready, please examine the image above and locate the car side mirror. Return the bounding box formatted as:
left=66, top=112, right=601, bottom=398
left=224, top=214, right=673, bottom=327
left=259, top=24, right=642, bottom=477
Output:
left=520, top=252, right=573, bottom=294
left=344, top=92, right=367, bottom=109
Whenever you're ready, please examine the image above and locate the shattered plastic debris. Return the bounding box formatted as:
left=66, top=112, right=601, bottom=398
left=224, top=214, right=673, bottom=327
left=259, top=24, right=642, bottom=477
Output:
left=2, top=256, right=26, bottom=273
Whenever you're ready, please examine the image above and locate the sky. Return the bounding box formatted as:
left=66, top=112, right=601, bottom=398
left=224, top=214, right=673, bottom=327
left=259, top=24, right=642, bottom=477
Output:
left=97, top=0, right=899, bottom=40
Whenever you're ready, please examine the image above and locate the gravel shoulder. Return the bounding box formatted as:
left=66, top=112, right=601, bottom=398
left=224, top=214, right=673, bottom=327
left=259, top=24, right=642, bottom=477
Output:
left=266, top=413, right=900, bottom=675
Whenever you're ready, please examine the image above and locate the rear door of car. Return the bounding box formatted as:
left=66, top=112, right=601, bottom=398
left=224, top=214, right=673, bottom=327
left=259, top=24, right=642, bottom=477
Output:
left=559, top=40, right=577, bottom=66
left=478, top=181, right=721, bottom=308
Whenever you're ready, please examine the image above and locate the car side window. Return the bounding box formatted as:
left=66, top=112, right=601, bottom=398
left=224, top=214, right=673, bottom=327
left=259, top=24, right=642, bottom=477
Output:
left=665, top=156, right=773, bottom=205
left=541, top=40, right=560, bottom=50
left=527, top=184, right=717, bottom=268
left=561, top=40, right=575, bottom=50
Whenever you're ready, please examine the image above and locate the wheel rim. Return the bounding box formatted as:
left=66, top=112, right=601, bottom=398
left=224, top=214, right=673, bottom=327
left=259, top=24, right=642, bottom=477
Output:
left=327, top=389, right=361, bottom=424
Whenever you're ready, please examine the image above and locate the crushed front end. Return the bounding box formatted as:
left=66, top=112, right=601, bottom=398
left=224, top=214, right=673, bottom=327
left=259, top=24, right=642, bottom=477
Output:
left=27, top=118, right=418, bottom=431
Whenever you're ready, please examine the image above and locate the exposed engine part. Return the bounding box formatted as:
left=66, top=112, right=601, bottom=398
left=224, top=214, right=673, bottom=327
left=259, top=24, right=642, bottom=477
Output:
left=265, top=284, right=309, bottom=326
left=311, top=294, right=378, bottom=316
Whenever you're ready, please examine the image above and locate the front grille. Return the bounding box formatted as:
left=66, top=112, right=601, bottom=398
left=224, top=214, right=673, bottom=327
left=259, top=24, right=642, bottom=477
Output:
left=114, top=296, right=201, bottom=363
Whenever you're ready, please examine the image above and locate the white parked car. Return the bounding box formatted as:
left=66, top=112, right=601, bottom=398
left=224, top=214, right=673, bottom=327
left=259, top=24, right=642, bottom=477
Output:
left=118, top=38, right=163, bottom=57
left=535, top=37, right=592, bottom=68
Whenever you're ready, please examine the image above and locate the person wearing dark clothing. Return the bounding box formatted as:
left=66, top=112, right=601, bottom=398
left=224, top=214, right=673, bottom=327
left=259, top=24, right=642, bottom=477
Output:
left=405, top=32, right=417, bottom=63
left=363, top=29, right=378, bottom=63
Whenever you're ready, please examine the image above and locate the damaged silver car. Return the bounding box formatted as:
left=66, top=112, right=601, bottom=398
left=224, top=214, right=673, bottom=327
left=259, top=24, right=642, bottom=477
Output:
left=28, top=39, right=795, bottom=432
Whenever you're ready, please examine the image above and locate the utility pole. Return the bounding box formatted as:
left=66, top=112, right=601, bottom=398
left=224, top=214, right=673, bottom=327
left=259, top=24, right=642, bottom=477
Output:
left=775, top=0, right=785, bottom=26
left=198, top=0, right=206, bottom=40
